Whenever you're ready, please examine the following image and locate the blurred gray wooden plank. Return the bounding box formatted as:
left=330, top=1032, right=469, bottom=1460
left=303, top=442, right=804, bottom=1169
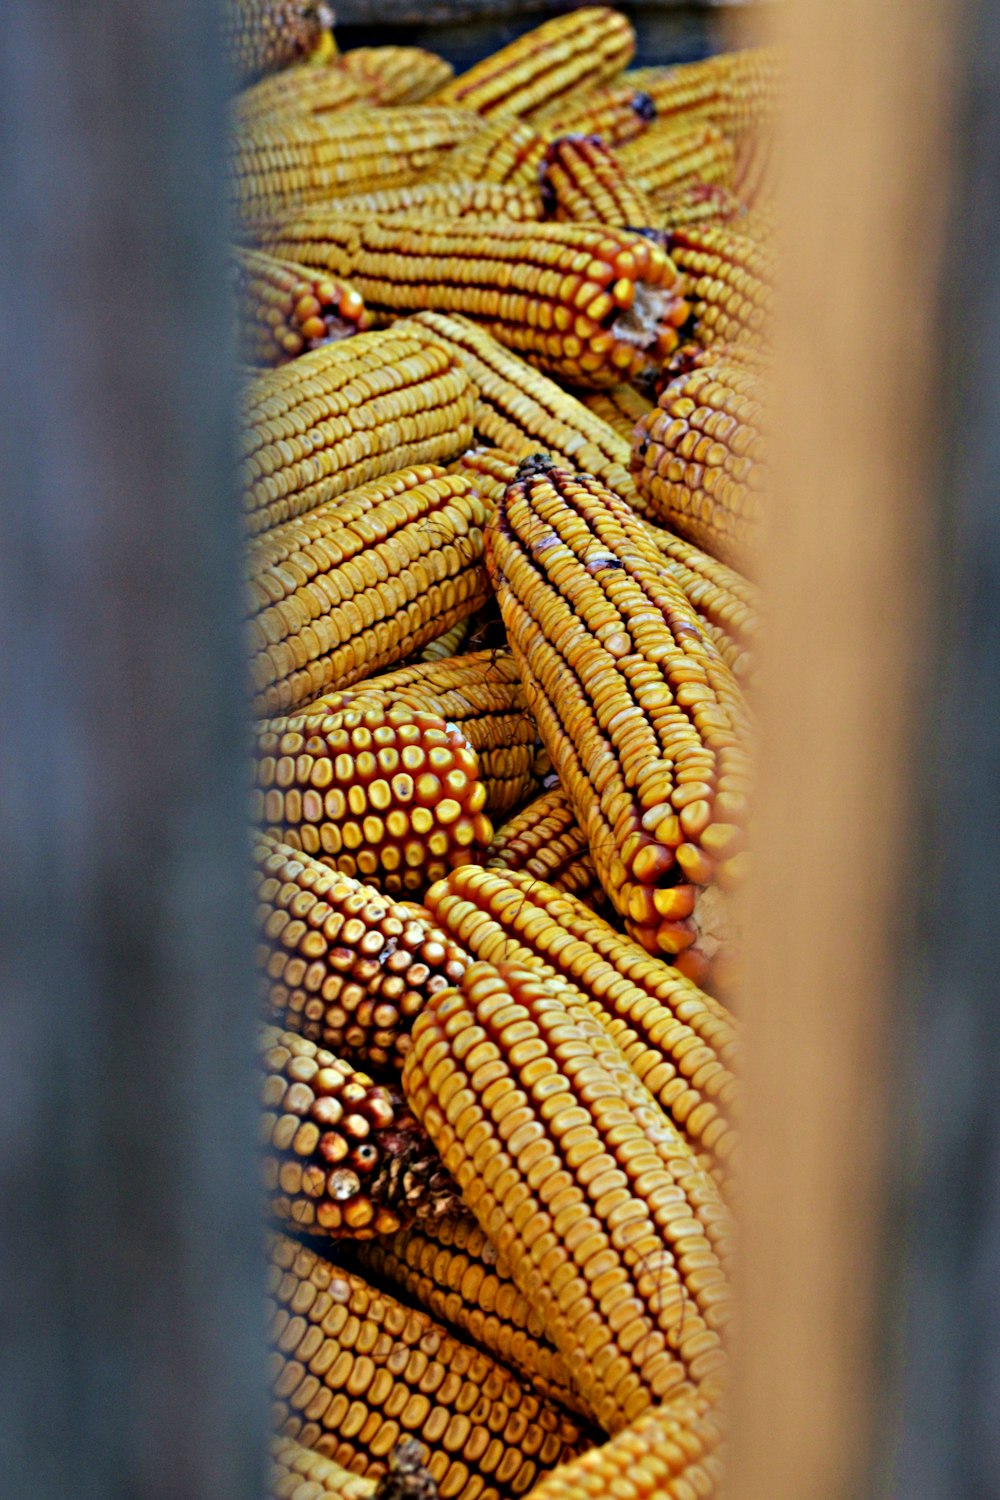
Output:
left=0, top=4, right=263, bottom=1500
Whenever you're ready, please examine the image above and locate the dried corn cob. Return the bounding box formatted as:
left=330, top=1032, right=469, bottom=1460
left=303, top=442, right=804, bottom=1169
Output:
left=639, top=520, right=760, bottom=682
left=245, top=181, right=542, bottom=245
left=732, top=123, right=779, bottom=211
left=337, top=46, right=455, bottom=105
left=448, top=448, right=521, bottom=509
left=223, top=0, right=330, bottom=88
left=654, top=181, right=746, bottom=233
left=431, top=8, right=634, bottom=119
left=253, top=703, right=493, bottom=895
left=625, top=45, right=784, bottom=140
left=271, top=1434, right=439, bottom=1500
left=268, top=1234, right=589, bottom=1493
left=632, top=356, right=765, bottom=572
left=261, top=1025, right=461, bottom=1237
left=665, top=224, right=773, bottom=349
left=357, top=1215, right=586, bottom=1416
left=302, top=651, right=539, bottom=818
left=532, top=83, right=657, bottom=148
left=486, top=787, right=604, bottom=907
left=418, top=620, right=470, bottom=662
left=488, top=457, right=752, bottom=947
left=715, top=44, right=785, bottom=140
left=430, top=118, right=547, bottom=192
left=234, top=246, right=370, bottom=367
left=241, top=334, right=474, bottom=535
left=540, top=136, right=658, bottom=231
left=620, top=120, right=735, bottom=199
left=737, top=199, right=778, bottom=247
left=580, top=386, right=653, bottom=445
left=403, top=960, right=730, bottom=1434
left=254, top=835, right=470, bottom=1070
left=230, top=108, right=481, bottom=230
left=233, top=65, right=369, bottom=128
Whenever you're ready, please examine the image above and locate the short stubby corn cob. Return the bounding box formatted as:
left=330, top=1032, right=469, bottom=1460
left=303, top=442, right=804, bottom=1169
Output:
left=262, top=1026, right=462, bottom=1237
left=580, top=386, right=653, bottom=445
left=403, top=961, right=730, bottom=1434
left=639, top=520, right=761, bottom=682
left=234, top=247, right=370, bottom=368
left=230, top=108, right=481, bottom=230
left=488, top=457, right=752, bottom=941
left=268, top=1234, right=589, bottom=1495
left=631, top=356, right=765, bottom=573
left=665, top=224, right=773, bottom=349
left=270, top=1434, right=439, bottom=1500
left=400, top=314, right=642, bottom=506
left=524, top=1388, right=724, bottom=1500
left=254, top=835, right=470, bottom=1070
left=485, top=787, right=604, bottom=908
left=222, top=0, right=330, bottom=88
left=540, top=136, right=658, bottom=232
left=241, top=336, right=475, bottom=535
left=655, top=181, right=746, bottom=233
left=430, top=119, right=547, bottom=192
left=620, top=120, right=736, bottom=199
left=233, top=65, right=369, bottom=129
left=357, top=1214, right=586, bottom=1416
left=418, top=619, right=470, bottom=662
left=302, top=651, right=539, bottom=817
left=337, top=46, right=455, bottom=105
left=246, top=468, right=489, bottom=713
left=253, top=704, right=493, bottom=895
left=430, top=8, right=634, bottom=119
left=532, top=83, right=657, bottom=149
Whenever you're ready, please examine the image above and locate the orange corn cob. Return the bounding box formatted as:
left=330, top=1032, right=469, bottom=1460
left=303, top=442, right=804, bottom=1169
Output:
left=540, top=136, right=658, bottom=230
left=485, top=786, right=605, bottom=907
left=430, top=118, right=548, bottom=191
left=431, top=7, right=634, bottom=119
left=532, top=82, right=658, bottom=147
left=270, top=1434, right=438, bottom=1500
left=246, top=467, right=489, bottom=713
left=620, top=119, right=736, bottom=198
left=222, top=0, right=330, bottom=88
left=234, top=246, right=369, bottom=367
left=337, top=46, right=455, bottom=105
left=580, top=385, right=653, bottom=444
left=665, top=224, right=773, bottom=349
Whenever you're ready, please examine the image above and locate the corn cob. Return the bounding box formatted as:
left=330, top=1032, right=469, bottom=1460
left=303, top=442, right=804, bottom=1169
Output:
left=357, top=1215, right=586, bottom=1416
left=737, top=199, right=778, bottom=247
left=418, top=620, right=470, bottom=663
left=302, top=651, right=539, bottom=818
left=337, top=47, right=455, bottom=106
left=664, top=224, right=773, bottom=349
left=631, top=356, right=765, bottom=573
left=233, top=65, right=370, bottom=128
left=230, top=109, right=481, bottom=230
left=223, top=0, right=330, bottom=88
left=540, top=136, right=658, bottom=231
left=732, top=124, right=779, bottom=212
left=625, top=46, right=784, bottom=140
left=241, top=335, right=475, bottom=535
left=253, top=703, right=493, bottom=895
left=639, top=520, right=760, bottom=683
left=254, top=834, right=470, bottom=1070
left=268, top=1234, right=589, bottom=1494
left=485, top=787, right=604, bottom=908
left=430, top=118, right=547, bottom=193
left=532, top=83, right=657, bottom=149
left=234, top=246, right=370, bottom=367
left=580, top=386, right=653, bottom=445
left=654, top=181, right=746, bottom=233
left=430, top=8, right=634, bottom=119
left=487, top=456, right=751, bottom=944
left=448, top=449, right=522, bottom=510
left=403, top=960, right=730, bottom=1434
left=271, top=1434, right=439, bottom=1500
left=245, top=182, right=542, bottom=246
left=715, top=44, right=785, bottom=140
left=619, top=120, right=735, bottom=199
left=262, top=1025, right=461, bottom=1237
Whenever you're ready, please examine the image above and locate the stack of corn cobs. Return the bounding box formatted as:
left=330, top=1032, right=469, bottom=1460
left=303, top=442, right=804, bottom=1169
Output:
left=231, top=3, right=777, bottom=1496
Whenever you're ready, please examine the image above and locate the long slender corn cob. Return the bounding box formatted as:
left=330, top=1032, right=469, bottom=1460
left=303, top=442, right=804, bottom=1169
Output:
left=619, top=120, right=735, bottom=198
left=271, top=1435, right=439, bottom=1500
left=254, top=835, right=470, bottom=1070
left=262, top=1025, right=461, bottom=1237
left=223, top=0, right=330, bottom=88
left=580, top=386, right=653, bottom=444
left=242, top=182, right=542, bottom=246
left=253, top=703, right=493, bottom=896
left=485, top=787, right=604, bottom=908
left=430, top=8, right=634, bottom=119
left=418, top=620, right=470, bottom=662
left=625, top=45, right=784, bottom=140
left=664, top=224, right=773, bottom=349
left=403, top=961, right=730, bottom=1434
left=639, top=520, right=760, bottom=682
left=487, top=457, right=752, bottom=948
left=531, top=83, right=657, bottom=148
left=540, top=136, right=658, bottom=231
left=430, top=118, right=548, bottom=191
left=268, top=1235, right=590, bottom=1495
left=233, top=65, right=370, bottom=128
left=447, top=449, right=523, bottom=509
left=241, top=336, right=475, bottom=535
left=337, top=47, right=455, bottom=105
left=631, top=355, right=765, bottom=572
left=357, top=1215, right=586, bottom=1416
left=302, top=651, right=540, bottom=817
left=234, top=246, right=370, bottom=367
left=654, top=181, right=746, bottom=233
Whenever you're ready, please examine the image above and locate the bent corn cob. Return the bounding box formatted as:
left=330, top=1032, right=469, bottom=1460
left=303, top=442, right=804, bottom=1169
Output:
left=261, top=1026, right=461, bottom=1237
left=254, top=835, right=469, bottom=1070
left=270, top=1435, right=439, bottom=1500
left=665, top=224, right=773, bottom=349
left=268, top=1235, right=589, bottom=1495
left=580, top=386, right=653, bottom=445
left=253, top=704, right=493, bottom=896
left=234, top=246, right=370, bottom=367
left=532, top=84, right=657, bottom=149
left=337, top=46, right=455, bottom=105
left=403, top=961, right=730, bottom=1434
left=619, top=120, right=735, bottom=198
left=430, top=119, right=547, bottom=193
left=540, top=137, right=658, bottom=232
left=223, top=0, right=330, bottom=88
left=485, top=788, right=604, bottom=908
left=241, top=335, right=474, bottom=534
left=430, top=8, right=634, bottom=119
left=487, top=458, right=752, bottom=948
left=632, top=356, right=765, bottom=573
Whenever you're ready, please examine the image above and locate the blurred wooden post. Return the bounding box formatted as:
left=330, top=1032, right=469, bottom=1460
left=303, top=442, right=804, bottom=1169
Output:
left=0, top=5, right=263, bottom=1500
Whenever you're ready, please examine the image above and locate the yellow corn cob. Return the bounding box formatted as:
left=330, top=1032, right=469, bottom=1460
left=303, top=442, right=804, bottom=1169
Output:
left=301, top=651, right=539, bottom=818
left=230, top=108, right=481, bottom=230
left=654, top=181, right=746, bottom=233
left=532, top=83, right=657, bottom=148
left=261, top=1025, right=462, bottom=1237
left=270, top=1434, right=439, bottom=1500
left=625, top=45, right=785, bottom=141
left=223, top=0, right=330, bottom=88
left=639, top=520, right=760, bottom=683
left=254, top=834, right=470, bottom=1070
left=448, top=448, right=522, bottom=509
left=632, top=355, right=765, bottom=573
left=357, top=1215, right=586, bottom=1416
left=243, top=181, right=542, bottom=245
left=418, top=620, right=470, bottom=662
left=487, top=456, right=752, bottom=944
left=403, top=960, right=730, bottom=1434
left=485, top=787, right=604, bottom=908
left=732, top=123, right=779, bottom=211
left=233, top=64, right=369, bottom=127
left=337, top=46, right=455, bottom=105
left=665, top=224, right=773, bottom=349
left=253, top=702, right=493, bottom=895
left=246, top=467, right=490, bottom=713
left=620, top=120, right=736, bottom=198
left=580, top=386, right=653, bottom=445
left=431, top=8, right=634, bottom=119
left=241, top=334, right=475, bottom=535
left=268, top=1234, right=589, bottom=1494
left=540, top=136, right=658, bottom=231
left=431, top=118, right=548, bottom=192
left=234, top=246, right=370, bottom=367
left=716, top=44, right=785, bottom=140
left=737, top=199, right=778, bottom=247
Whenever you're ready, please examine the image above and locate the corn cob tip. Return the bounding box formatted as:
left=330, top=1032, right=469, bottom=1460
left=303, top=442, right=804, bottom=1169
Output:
left=372, top=1439, right=437, bottom=1500
left=513, top=450, right=558, bottom=480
